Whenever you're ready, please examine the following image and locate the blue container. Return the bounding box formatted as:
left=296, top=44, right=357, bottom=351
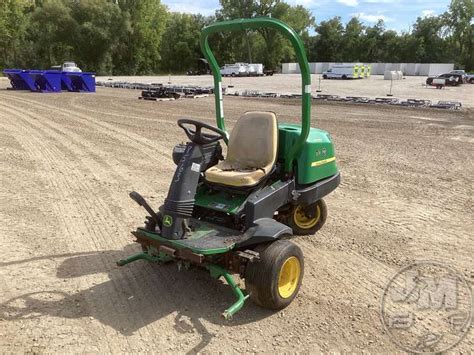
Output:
left=4, top=68, right=95, bottom=93
left=29, top=70, right=62, bottom=92
left=3, top=69, right=36, bottom=90
left=60, top=73, right=74, bottom=91
left=62, top=72, right=96, bottom=92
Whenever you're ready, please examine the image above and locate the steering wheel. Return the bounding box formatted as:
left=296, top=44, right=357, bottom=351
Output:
left=177, top=118, right=226, bottom=145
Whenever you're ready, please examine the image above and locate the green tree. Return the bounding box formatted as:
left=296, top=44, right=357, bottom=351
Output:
left=361, top=19, right=385, bottom=62
left=341, top=17, right=365, bottom=62
left=70, top=0, right=129, bottom=74
left=0, top=0, right=31, bottom=69
left=311, top=17, right=344, bottom=62
left=444, top=0, right=473, bottom=70
left=1, top=0, right=471, bottom=75
left=410, top=15, right=449, bottom=62
left=216, top=0, right=261, bottom=64
left=115, top=0, right=168, bottom=74
left=27, top=0, right=77, bottom=69
left=160, top=13, right=209, bottom=73
left=217, top=0, right=314, bottom=69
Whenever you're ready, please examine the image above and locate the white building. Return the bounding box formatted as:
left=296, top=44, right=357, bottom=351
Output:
left=281, top=62, right=454, bottom=76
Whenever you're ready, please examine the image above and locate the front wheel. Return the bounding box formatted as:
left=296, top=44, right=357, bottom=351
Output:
left=285, top=199, right=327, bottom=235
left=245, top=240, right=304, bottom=310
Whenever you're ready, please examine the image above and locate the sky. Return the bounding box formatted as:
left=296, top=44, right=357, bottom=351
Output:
left=162, top=0, right=451, bottom=32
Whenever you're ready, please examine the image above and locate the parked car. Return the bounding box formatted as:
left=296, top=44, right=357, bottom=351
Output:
left=449, top=70, right=468, bottom=83
left=426, top=73, right=463, bottom=86
left=465, top=73, right=474, bottom=83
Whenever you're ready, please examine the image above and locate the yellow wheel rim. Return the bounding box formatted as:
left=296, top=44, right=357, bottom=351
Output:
left=278, top=256, right=301, bottom=298
left=293, top=204, right=320, bottom=229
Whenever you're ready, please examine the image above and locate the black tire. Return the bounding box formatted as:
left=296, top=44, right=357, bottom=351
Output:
left=342, top=75, right=347, bottom=80
left=285, top=199, right=327, bottom=235
left=245, top=240, right=304, bottom=310
left=322, top=74, right=328, bottom=79
left=231, top=73, right=236, bottom=77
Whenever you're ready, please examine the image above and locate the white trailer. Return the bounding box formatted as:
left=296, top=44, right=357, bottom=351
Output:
left=248, top=63, right=264, bottom=76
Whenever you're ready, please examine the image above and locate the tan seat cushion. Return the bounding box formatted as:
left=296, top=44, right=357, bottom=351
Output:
left=205, top=161, right=267, bottom=187
left=205, top=111, right=277, bottom=187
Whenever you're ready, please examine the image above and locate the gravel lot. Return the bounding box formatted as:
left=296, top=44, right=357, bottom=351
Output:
left=0, top=82, right=473, bottom=352
left=98, top=74, right=474, bottom=107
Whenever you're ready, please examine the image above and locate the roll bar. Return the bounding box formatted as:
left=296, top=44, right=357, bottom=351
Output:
left=200, top=17, right=311, bottom=172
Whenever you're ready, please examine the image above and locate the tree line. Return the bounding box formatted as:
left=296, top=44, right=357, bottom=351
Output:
left=0, top=0, right=472, bottom=75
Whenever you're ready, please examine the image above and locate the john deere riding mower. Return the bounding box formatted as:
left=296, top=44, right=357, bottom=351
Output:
left=118, top=18, right=340, bottom=319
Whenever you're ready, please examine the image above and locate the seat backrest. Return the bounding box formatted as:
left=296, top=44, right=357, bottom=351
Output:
left=227, top=111, right=278, bottom=170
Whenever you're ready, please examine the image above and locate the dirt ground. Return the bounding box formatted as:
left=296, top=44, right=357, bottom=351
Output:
left=98, top=74, right=474, bottom=108
left=0, top=84, right=473, bottom=353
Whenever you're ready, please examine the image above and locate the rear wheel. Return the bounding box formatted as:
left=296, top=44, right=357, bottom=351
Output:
left=286, top=199, right=327, bottom=235
left=245, top=240, right=304, bottom=309
left=322, top=74, right=328, bottom=79
left=342, top=75, right=347, bottom=80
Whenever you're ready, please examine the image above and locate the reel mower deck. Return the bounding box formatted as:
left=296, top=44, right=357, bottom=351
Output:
left=118, top=220, right=264, bottom=319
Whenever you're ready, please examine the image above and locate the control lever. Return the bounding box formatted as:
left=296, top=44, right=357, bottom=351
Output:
left=129, top=191, right=162, bottom=226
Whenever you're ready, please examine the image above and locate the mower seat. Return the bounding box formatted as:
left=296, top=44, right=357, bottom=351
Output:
left=205, top=111, right=278, bottom=187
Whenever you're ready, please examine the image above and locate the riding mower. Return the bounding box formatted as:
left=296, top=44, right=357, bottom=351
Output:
left=118, top=18, right=340, bottom=319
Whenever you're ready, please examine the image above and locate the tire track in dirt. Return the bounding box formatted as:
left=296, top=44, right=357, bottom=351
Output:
left=0, top=105, right=170, bottom=349
left=295, top=234, right=395, bottom=304
left=0, top=94, right=176, bottom=171
left=332, top=115, right=473, bottom=267
left=69, top=96, right=211, bottom=125
left=0, top=101, right=197, bottom=343
left=0, top=100, right=169, bottom=200
left=38, top=92, right=474, bottom=294
left=0, top=112, right=120, bottom=351
left=2, top=88, right=473, bottom=352
left=5, top=97, right=188, bottom=316
left=0, top=99, right=230, bottom=351
left=66, top=94, right=239, bottom=129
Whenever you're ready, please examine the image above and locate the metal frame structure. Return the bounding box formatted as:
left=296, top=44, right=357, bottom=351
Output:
left=200, top=17, right=312, bottom=172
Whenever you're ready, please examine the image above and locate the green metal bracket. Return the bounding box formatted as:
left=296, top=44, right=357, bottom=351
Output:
left=116, top=252, right=164, bottom=266
left=200, top=17, right=312, bottom=171
left=207, top=264, right=249, bottom=320
left=117, top=253, right=248, bottom=319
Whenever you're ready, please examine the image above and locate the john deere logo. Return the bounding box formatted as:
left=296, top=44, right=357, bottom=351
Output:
left=163, top=215, right=173, bottom=227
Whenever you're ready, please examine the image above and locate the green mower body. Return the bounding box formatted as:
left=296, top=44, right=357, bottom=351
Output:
left=119, top=17, right=340, bottom=319
left=278, top=123, right=337, bottom=184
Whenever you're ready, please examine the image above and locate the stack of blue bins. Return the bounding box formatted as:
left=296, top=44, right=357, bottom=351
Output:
left=3, top=69, right=95, bottom=93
